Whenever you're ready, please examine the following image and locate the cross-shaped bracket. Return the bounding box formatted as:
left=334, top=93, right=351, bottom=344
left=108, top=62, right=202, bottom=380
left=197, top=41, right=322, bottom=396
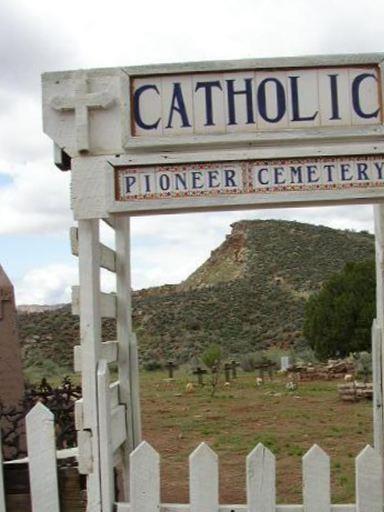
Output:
left=50, top=74, right=115, bottom=153
left=0, top=288, right=12, bottom=321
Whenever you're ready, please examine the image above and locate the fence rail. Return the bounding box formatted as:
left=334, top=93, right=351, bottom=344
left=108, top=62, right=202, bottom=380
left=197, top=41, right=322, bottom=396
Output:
left=0, top=403, right=383, bottom=512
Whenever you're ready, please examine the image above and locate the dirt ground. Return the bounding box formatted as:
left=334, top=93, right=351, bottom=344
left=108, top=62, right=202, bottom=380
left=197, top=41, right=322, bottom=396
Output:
left=140, top=371, right=372, bottom=505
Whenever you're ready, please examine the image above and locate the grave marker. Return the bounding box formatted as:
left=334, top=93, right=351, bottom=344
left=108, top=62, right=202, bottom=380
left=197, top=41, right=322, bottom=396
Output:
left=0, top=266, right=25, bottom=408
left=166, top=361, right=176, bottom=379
left=193, top=367, right=207, bottom=386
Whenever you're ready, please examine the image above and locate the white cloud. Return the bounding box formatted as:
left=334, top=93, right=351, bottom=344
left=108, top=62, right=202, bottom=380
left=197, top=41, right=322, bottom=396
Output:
left=1, top=0, right=383, bottom=303
left=0, top=158, right=71, bottom=235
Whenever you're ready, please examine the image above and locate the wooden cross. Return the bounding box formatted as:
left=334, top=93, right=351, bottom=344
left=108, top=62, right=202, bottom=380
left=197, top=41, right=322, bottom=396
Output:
left=193, top=367, right=207, bottom=386
left=230, top=360, right=240, bottom=379
left=224, top=363, right=231, bottom=383
left=166, top=360, right=176, bottom=379
left=50, top=75, right=115, bottom=153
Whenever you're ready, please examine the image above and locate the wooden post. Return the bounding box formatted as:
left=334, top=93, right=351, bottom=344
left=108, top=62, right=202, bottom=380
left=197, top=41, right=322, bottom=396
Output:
left=26, top=403, right=60, bottom=512
left=78, top=219, right=102, bottom=511
left=374, top=204, right=384, bottom=490
left=115, top=215, right=141, bottom=498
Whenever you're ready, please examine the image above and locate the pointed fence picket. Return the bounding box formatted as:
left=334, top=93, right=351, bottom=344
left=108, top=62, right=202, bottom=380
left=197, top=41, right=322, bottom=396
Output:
left=0, top=406, right=383, bottom=512
left=26, top=402, right=60, bottom=512
left=117, top=441, right=383, bottom=512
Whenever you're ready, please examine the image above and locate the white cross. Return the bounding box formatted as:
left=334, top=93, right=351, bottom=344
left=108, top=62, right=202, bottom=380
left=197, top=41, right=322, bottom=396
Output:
left=50, top=75, right=115, bottom=153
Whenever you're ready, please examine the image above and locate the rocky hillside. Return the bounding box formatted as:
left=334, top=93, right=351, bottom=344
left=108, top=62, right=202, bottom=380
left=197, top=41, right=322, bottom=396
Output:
left=17, top=220, right=375, bottom=372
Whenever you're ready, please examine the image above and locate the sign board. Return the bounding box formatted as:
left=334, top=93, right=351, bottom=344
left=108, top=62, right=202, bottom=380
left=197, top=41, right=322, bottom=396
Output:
left=132, top=66, right=381, bottom=138
left=42, top=53, right=384, bottom=218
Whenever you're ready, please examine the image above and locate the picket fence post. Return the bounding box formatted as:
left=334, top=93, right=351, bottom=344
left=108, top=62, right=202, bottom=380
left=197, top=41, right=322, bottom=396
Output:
left=26, top=402, right=60, bottom=512
left=356, top=445, right=383, bottom=512
left=247, top=443, right=275, bottom=512
left=130, top=441, right=160, bottom=512
left=303, top=444, right=330, bottom=512
left=190, top=442, right=218, bottom=512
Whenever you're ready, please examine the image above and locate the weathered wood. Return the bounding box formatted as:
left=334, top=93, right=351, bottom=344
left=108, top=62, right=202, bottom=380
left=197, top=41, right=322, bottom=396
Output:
left=77, top=219, right=102, bottom=509
left=26, top=403, right=60, bottom=512
left=72, top=285, right=116, bottom=318
left=111, top=405, right=127, bottom=452
left=303, top=444, right=330, bottom=512
left=97, top=359, right=114, bottom=512
left=74, top=340, right=118, bottom=371
left=70, top=226, right=116, bottom=272
left=115, top=215, right=136, bottom=498
left=246, top=443, right=275, bottom=512
left=77, top=430, right=93, bottom=475
left=189, top=443, right=218, bottom=512
left=129, top=333, right=142, bottom=447
left=371, top=320, right=383, bottom=455
left=356, top=445, right=383, bottom=512
left=130, top=442, right=160, bottom=512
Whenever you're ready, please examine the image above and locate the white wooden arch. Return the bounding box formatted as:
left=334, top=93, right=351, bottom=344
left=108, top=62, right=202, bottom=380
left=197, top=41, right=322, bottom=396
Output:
left=41, top=52, right=384, bottom=511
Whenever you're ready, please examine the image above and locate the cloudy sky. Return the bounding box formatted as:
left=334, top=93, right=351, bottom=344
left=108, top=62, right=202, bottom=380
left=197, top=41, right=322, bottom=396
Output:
left=0, top=0, right=383, bottom=305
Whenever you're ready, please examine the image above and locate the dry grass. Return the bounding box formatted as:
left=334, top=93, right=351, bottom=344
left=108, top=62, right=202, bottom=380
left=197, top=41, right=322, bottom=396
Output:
left=140, top=370, right=372, bottom=505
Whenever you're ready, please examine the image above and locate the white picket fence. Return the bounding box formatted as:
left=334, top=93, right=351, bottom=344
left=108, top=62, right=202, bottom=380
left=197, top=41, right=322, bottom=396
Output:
left=0, top=401, right=382, bottom=512
left=115, top=441, right=383, bottom=512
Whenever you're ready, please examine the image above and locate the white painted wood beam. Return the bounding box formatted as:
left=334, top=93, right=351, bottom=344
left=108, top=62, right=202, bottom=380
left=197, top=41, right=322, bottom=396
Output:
left=72, top=285, right=116, bottom=318
left=74, top=340, right=118, bottom=372
left=71, top=226, right=116, bottom=273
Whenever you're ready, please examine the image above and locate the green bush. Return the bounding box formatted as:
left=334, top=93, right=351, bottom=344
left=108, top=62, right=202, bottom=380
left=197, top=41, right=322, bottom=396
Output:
left=201, top=344, right=222, bottom=369
left=143, top=359, right=163, bottom=372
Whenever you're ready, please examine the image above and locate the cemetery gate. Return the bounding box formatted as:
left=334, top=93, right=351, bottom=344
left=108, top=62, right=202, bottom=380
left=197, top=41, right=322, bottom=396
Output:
left=6, top=52, right=384, bottom=511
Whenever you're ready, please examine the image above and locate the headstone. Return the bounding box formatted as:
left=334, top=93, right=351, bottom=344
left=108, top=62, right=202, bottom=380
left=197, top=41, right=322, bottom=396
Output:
left=281, top=356, right=290, bottom=372
left=166, top=361, right=176, bottom=379
left=230, top=360, right=240, bottom=379
left=193, top=367, right=207, bottom=386
left=0, top=266, right=25, bottom=459
left=224, top=363, right=231, bottom=383
left=0, top=266, right=24, bottom=407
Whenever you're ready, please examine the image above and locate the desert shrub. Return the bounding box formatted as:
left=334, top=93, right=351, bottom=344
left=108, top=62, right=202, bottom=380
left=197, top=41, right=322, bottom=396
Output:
left=143, top=359, right=163, bottom=372
left=354, top=351, right=372, bottom=382
left=201, top=344, right=222, bottom=369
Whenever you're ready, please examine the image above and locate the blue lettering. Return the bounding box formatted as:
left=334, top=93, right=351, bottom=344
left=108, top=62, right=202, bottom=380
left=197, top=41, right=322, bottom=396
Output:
left=226, top=78, right=255, bottom=125
left=195, top=81, right=222, bottom=126
left=273, top=167, right=286, bottom=185
left=352, top=73, right=379, bottom=119
left=175, top=173, right=188, bottom=190
left=357, top=163, right=369, bottom=181
left=340, top=163, right=352, bottom=181
left=159, top=174, right=171, bottom=191
left=289, top=76, right=318, bottom=122
left=143, top=175, right=152, bottom=193
left=133, top=85, right=161, bottom=130
left=258, top=78, right=286, bottom=123
left=258, top=168, right=269, bottom=185
left=191, top=171, right=204, bottom=189
left=374, top=161, right=384, bottom=180
left=125, top=176, right=136, bottom=194
left=307, top=165, right=320, bottom=183
left=224, top=169, right=237, bottom=187
left=166, top=83, right=192, bottom=128
left=289, top=166, right=303, bottom=184
left=329, top=75, right=341, bottom=120
left=208, top=170, right=220, bottom=188
left=323, top=164, right=336, bottom=182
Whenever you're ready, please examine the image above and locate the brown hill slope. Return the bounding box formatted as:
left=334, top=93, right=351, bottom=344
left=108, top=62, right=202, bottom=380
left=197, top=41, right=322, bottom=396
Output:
left=17, top=219, right=375, bottom=373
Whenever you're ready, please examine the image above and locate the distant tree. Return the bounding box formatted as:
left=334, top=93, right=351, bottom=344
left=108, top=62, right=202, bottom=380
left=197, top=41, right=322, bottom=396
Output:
left=303, top=260, right=375, bottom=360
